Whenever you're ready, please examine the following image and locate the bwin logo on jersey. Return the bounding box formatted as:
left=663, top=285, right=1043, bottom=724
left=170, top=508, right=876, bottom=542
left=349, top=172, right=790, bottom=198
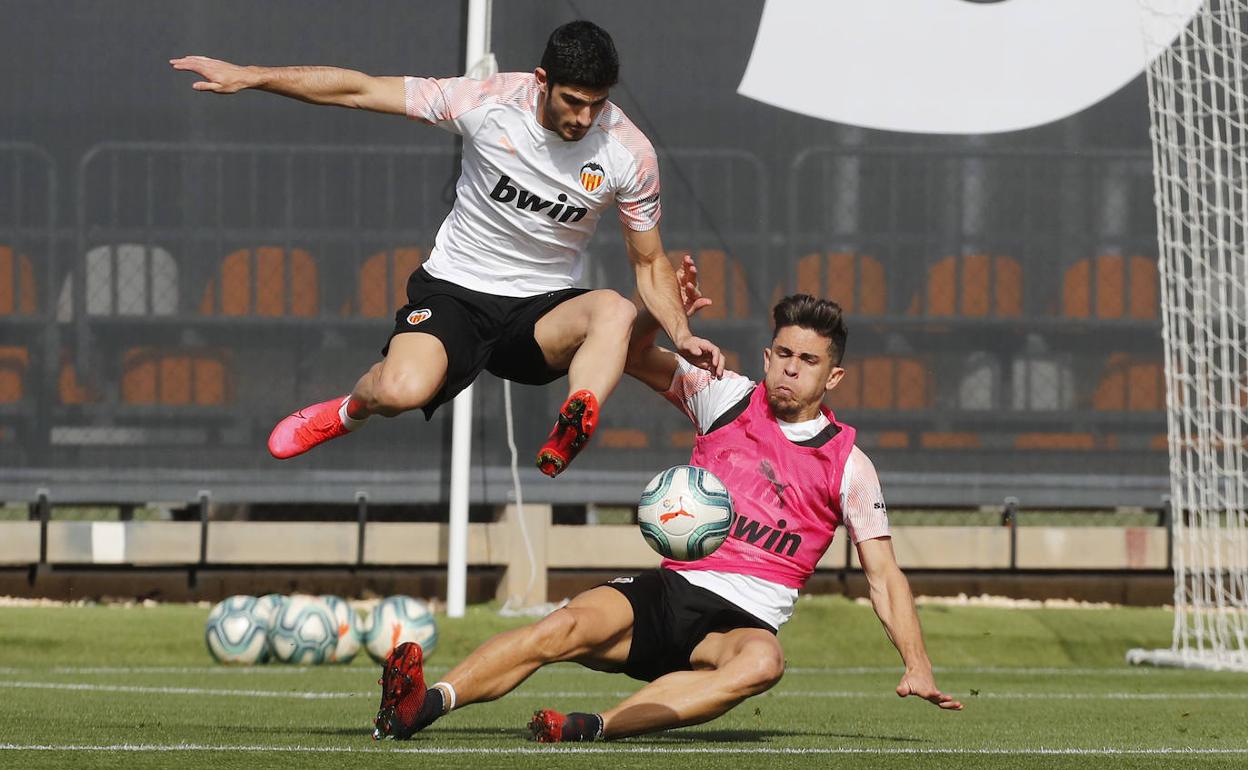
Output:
left=731, top=515, right=802, bottom=558
left=489, top=175, right=588, bottom=223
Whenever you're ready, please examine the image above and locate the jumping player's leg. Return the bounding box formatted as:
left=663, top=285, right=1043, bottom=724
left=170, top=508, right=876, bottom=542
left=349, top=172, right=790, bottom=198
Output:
left=529, top=627, right=784, bottom=742
left=373, top=586, right=635, bottom=739
left=346, top=332, right=449, bottom=418
left=529, top=290, right=637, bottom=476
left=266, top=333, right=448, bottom=459
left=532, top=289, right=638, bottom=404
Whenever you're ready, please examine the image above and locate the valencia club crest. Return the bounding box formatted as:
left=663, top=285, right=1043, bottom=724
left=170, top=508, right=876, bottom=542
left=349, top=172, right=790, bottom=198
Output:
left=579, top=162, right=605, bottom=193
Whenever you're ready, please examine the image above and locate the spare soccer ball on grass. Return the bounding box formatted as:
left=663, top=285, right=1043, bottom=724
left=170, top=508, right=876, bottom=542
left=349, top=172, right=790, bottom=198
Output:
left=364, top=595, right=438, bottom=664
left=205, top=595, right=271, bottom=665
left=267, top=595, right=338, bottom=664
left=322, top=594, right=362, bottom=664
left=254, top=592, right=284, bottom=625
left=638, top=465, right=735, bottom=561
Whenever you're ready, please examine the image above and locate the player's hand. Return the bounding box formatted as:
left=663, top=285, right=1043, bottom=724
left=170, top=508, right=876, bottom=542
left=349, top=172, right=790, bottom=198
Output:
left=675, top=333, right=725, bottom=379
left=896, top=669, right=964, bottom=710
left=676, top=254, right=713, bottom=318
left=170, top=55, right=254, bottom=94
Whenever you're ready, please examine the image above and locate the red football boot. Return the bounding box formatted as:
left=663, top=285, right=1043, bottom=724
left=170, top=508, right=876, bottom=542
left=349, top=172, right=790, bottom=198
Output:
left=267, top=395, right=352, bottom=459
left=372, top=642, right=427, bottom=741
left=527, top=709, right=568, bottom=743
left=536, top=389, right=599, bottom=478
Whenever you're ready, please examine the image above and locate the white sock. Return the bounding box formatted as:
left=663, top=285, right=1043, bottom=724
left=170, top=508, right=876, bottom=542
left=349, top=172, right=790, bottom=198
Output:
left=338, top=397, right=367, bottom=432
left=432, top=681, right=457, bottom=714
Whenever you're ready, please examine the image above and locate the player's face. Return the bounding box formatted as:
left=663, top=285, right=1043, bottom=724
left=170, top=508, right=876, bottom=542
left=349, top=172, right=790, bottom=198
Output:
left=763, top=326, right=844, bottom=422
left=535, top=68, right=609, bottom=141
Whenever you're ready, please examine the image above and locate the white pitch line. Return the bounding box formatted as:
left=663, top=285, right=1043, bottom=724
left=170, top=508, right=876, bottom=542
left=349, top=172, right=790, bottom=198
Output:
left=0, top=743, right=1246, bottom=755
left=3, top=680, right=1245, bottom=702
left=0, top=664, right=1204, bottom=676
left=0, top=682, right=362, bottom=699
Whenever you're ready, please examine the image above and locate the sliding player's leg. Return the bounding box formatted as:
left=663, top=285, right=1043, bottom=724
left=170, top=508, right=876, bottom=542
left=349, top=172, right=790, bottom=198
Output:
left=529, top=626, right=784, bottom=742
left=373, top=586, right=635, bottom=740
left=602, top=627, right=784, bottom=737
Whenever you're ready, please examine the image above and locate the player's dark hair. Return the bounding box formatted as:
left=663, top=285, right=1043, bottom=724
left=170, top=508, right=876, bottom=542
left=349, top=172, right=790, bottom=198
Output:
left=540, top=21, right=619, bottom=90
left=772, top=294, right=848, bottom=365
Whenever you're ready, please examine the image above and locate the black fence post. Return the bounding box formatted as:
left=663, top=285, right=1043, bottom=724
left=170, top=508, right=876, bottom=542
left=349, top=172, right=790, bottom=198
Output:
left=194, top=489, right=211, bottom=591
left=29, top=488, right=50, bottom=584
left=356, top=490, right=368, bottom=567
left=33, top=488, right=49, bottom=566
left=1004, top=496, right=1019, bottom=571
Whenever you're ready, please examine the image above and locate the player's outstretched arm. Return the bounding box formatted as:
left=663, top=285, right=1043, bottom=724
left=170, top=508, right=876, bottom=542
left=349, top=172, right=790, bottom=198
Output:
left=857, top=537, right=964, bottom=711
left=623, top=226, right=724, bottom=379
left=626, top=254, right=712, bottom=390
left=169, top=55, right=406, bottom=114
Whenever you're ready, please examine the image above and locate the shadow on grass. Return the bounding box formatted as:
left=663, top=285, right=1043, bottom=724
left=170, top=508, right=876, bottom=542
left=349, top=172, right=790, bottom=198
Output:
left=229, top=724, right=932, bottom=745
left=628, top=729, right=931, bottom=744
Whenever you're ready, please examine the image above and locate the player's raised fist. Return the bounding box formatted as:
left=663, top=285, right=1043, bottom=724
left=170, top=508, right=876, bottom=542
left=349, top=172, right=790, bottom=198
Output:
left=169, top=55, right=254, bottom=94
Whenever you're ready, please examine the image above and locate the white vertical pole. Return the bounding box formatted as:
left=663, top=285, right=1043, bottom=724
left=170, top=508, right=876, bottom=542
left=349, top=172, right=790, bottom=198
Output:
left=447, top=0, right=493, bottom=619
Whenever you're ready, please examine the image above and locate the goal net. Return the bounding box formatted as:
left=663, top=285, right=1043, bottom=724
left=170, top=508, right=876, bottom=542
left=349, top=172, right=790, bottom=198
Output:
left=1128, top=0, right=1248, bottom=671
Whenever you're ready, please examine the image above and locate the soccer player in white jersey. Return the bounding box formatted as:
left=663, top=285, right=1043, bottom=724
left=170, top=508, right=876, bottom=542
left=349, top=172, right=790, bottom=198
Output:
left=170, top=21, right=722, bottom=476
left=368, top=259, right=962, bottom=742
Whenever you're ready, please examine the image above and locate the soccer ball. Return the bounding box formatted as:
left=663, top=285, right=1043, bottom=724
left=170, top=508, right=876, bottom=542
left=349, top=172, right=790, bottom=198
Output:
left=254, top=593, right=284, bottom=625
left=322, top=595, right=362, bottom=664
left=363, top=595, right=438, bottom=664
left=267, top=595, right=338, bottom=664
left=637, top=465, right=735, bottom=561
left=205, top=595, right=270, bottom=665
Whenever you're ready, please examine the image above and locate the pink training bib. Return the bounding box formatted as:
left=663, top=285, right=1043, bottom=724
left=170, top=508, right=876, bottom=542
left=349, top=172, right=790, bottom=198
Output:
left=663, top=383, right=856, bottom=589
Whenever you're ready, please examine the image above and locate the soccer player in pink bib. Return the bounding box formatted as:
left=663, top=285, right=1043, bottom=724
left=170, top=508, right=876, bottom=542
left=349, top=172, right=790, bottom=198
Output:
left=369, top=258, right=962, bottom=742
left=170, top=22, right=722, bottom=477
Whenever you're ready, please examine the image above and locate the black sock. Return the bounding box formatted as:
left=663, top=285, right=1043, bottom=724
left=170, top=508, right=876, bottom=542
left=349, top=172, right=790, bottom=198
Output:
left=560, top=712, right=604, bottom=742
left=413, top=686, right=445, bottom=730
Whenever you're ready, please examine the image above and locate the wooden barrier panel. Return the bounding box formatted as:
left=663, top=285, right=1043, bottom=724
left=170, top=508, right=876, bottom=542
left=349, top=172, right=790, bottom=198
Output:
left=19, top=520, right=1175, bottom=573
left=814, top=526, right=850, bottom=570
left=47, top=522, right=118, bottom=564
left=888, top=526, right=1013, bottom=569
left=1017, top=527, right=1168, bottom=569
left=123, top=522, right=200, bottom=564
left=0, top=521, right=39, bottom=564
left=362, top=522, right=506, bottom=566
left=207, top=522, right=358, bottom=565
left=548, top=524, right=661, bottom=569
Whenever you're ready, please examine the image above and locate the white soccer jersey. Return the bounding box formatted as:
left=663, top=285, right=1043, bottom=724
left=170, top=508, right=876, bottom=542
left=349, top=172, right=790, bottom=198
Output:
left=662, top=357, right=890, bottom=628
left=404, top=73, right=661, bottom=297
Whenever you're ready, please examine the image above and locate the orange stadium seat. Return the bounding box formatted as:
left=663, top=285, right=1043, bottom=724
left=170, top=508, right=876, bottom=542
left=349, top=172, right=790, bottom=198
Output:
left=121, top=348, right=230, bottom=406
left=58, top=354, right=95, bottom=405
left=598, top=427, right=649, bottom=450
left=1092, top=353, right=1165, bottom=411
left=1013, top=432, right=1099, bottom=451
left=788, top=252, right=886, bottom=315
left=825, top=355, right=931, bottom=411
left=200, top=247, right=318, bottom=317
left=1063, top=254, right=1157, bottom=320
left=347, top=247, right=424, bottom=317
left=0, top=246, right=37, bottom=316
left=0, top=347, right=28, bottom=403
left=913, top=254, right=1022, bottom=318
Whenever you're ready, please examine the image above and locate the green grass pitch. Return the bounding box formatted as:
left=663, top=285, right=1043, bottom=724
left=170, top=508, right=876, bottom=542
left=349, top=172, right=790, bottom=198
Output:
left=1, top=595, right=1245, bottom=769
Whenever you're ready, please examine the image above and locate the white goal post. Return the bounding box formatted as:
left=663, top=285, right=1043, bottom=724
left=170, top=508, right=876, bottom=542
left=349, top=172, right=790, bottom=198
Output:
left=1128, top=0, right=1248, bottom=671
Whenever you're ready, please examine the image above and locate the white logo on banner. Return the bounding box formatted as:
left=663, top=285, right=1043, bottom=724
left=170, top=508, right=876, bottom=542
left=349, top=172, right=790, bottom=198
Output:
left=738, top=0, right=1202, bottom=134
